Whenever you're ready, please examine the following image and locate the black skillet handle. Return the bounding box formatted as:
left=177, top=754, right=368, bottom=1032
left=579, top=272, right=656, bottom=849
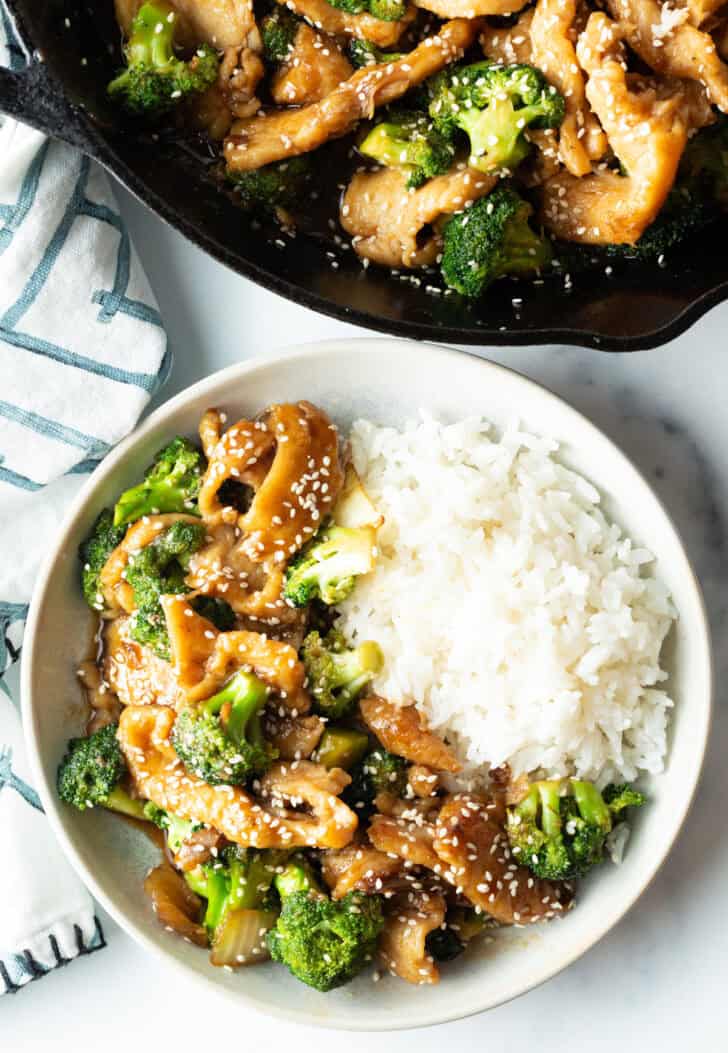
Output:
left=0, top=1, right=99, bottom=157
left=0, top=64, right=95, bottom=152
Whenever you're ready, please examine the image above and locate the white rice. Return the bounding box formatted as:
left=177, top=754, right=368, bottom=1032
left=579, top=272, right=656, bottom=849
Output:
left=337, top=412, right=676, bottom=786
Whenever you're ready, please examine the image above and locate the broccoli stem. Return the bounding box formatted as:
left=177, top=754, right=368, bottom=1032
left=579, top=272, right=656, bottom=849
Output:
left=105, top=785, right=149, bottom=821
left=127, top=2, right=177, bottom=69
left=537, top=781, right=563, bottom=839
left=315, top=727, right=370, bottom=770
left=571, top=781, right=612, bottom=830
left=201, top=671, right=270, bottom=748
left=275, top=858, right=322, bottom=901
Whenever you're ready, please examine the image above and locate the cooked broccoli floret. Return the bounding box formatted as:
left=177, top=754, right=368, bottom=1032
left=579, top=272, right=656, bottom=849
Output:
left=189, top=595, right=236, bottom=631
left=348, top=39, right=402, bottom=68
left=301, top=629, right=383, bottom=718
left=186, top=845, right=285, bottom=935
left=284, top=523, right=375, bottom=607
left=428, top=61, right=564, bottom=173
left=57, top=724, right=146, bottom=818
left=314, top=726, right=370, bottom=770
left=267, top=857, right=384, bottom=990
left=229, top=156, right=313, bottom=212
left=79, top=508, right=126, bottom=611
left=440, top=186, right=552, bottom=298
left=347, top=747, right=407, bottom=819
left=108, top=1, right=219, bottom=117
left=506, top=778, right=646, bottom=881
left=172, top=670, right=275, bottom=785
left=359, top=108, right=455, bottom=189
left=113, top=437, right=204, bottom=528
left=602, top=782, right=647, bottom=816
left=680, top=118, right=728, bottom=210
left=143, top=802, right=203, bottom=854
left=325, top=0, right=405, bottom=18
left=125, top=520, right=206, bottom=658
left=261, top=7, right=300, bottom=62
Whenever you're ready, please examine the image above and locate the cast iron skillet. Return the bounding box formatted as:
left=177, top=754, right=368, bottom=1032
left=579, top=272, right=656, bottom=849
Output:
left=1, top=0, right=727, bottom=349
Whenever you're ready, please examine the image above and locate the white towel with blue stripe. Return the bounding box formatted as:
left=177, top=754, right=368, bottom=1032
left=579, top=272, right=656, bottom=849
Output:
left=0, top=21, right=169, bottom=994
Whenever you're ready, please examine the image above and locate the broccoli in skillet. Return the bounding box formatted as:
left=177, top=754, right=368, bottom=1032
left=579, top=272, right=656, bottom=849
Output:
left=326, top=0, right=406, bottom=20
left=57, top=723, right=146, bottom=818
left=440, top=186, right=552, bottom=298
left=189, top=595, right=236, bottom=632
left=348, top=39, right=402, bottom=68
left=506, top=778, right=646, bottom=881
left=284, top=523, right=376, bottom=607
left=267, top=856, right=384, bottom=990
left=171, top=670, right=276, bottom=785
left=229, top=157, right=314, bottom=213
left=359, top=108, right=455, bottom=189
left=428, top=61, right=564, bottom=174
left=261, top=7, right=300, bottom=62
left=113, top=437, right=204, bottom=528
left=125, top=520, right=206, bottom=659
left=79, top=508, right=126, bottom=611
left=301, top=629, right=383, bottom=719
left=108, top=1, right=219, bottom=117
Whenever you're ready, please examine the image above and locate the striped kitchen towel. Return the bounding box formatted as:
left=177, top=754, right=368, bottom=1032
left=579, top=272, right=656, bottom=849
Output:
left=0, top=16, right=170, bottom=993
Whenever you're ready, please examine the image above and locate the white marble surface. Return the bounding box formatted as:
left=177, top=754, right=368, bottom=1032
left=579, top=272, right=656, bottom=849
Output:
left=4, top=187, right=727, bottom=1051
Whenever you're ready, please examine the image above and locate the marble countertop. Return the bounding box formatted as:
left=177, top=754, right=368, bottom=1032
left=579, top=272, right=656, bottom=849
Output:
left=4, top=187, right=727, bottom=1053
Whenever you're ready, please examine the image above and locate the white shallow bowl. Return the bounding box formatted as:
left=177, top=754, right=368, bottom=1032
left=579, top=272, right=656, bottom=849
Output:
left=22, top=339, right=712, bottom=1031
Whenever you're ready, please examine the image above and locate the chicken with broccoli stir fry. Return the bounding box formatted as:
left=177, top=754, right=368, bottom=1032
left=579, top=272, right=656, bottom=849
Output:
left=104, top=0, right=728, bottom=299
left=60, top=400, right=648, bottom=989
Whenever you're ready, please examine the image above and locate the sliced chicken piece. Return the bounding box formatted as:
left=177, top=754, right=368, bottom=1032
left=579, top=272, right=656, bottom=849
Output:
left=606, top=0, right=728, bottom=111
left=197, top=411, right=276, bottom=527
left=115, top=0, right=258, bottom=48
left=173, top=825, right=225, bottom=871
left=368, top=811, right=440, bottom=869
left=103, top=616, right=186, bottom=709
left=219, top=41, right=265, bottom=119
left=433, top=793, right=573, bottom=925
left=273, top=0, right=414, bottom=47
left=322, top=842, right=404, bottom=898
left=683, top=0, right=727, bottom=25
left=378, top=890, right=446, bottom=984
left=99, top=513, right=200, bottom=614
left=480, top=8, right=534, bottom=63
left=144, top=861, right=207, bottom=946
left=263, top=713, right=325, bottom=760
left=119, top=706, right=357, bottom=849
left=200, top=403, right=344, bottom=563
left=186, top=524, right=297, bottom=625
left=541, top=13, right=713, bottom=244
left=162, top=596, right=310, bottom=710
left=341, top=164, right=497, bottom=268
left=224, top=19, right=480, bottom=172
left=359, top=696, right=461, bottom=773
left=271, top=25, right=353, bottom=106
left=407, top=765, right=441, bottom=798
left=413, top=0, right=525, bottom=15
left=530, top=0, right=607, bottom=175
left=258, top=759, right=359, bottom=849
left=240, top=402, right=344, bottom=564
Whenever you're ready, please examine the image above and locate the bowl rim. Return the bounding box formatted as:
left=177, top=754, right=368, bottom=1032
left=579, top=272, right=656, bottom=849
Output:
left=21, top=338, right=713, bottom=1030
